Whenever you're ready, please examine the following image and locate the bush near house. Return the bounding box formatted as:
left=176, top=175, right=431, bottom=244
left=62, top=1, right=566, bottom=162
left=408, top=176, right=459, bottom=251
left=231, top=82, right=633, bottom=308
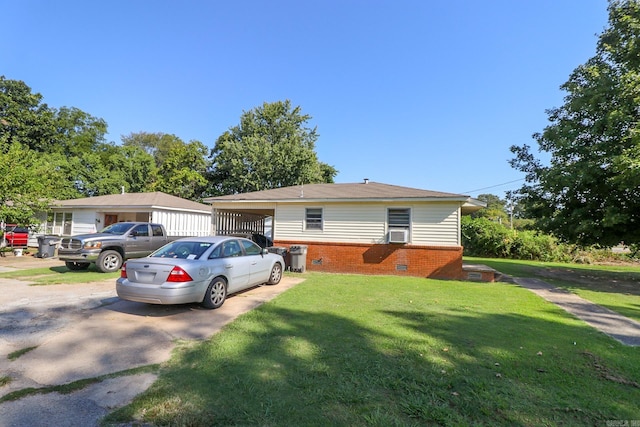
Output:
left=461, top=217, right=636, bottom=264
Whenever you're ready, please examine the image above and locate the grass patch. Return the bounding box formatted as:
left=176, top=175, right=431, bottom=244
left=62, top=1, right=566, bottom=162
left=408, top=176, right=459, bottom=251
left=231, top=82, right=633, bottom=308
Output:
left=7, top=346, right=37, bottom=360
left=0, top=365, right=159, bottom=404
left=105, top=273, right=640, bottom=426
left=0, top=266, right=119, bottom=285
left=0, top=376, right=11, bottom=387
left=466, top=256, right=640, bottom=323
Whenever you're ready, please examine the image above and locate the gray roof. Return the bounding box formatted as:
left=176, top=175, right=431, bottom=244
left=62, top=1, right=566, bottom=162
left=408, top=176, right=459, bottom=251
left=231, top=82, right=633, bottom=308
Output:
left=204, top=182, right=471, bottom=203
left=52, top=192, right=211, bottom=213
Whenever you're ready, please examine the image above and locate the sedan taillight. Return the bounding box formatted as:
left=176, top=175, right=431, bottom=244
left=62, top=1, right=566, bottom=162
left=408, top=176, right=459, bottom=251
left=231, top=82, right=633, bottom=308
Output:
left=120, top=263, right=127, bottom=279
left=167, top=266, right=193, bottom=282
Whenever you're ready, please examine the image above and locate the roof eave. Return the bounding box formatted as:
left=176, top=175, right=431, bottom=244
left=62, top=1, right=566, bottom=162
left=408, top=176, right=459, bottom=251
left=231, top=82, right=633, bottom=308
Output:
left=208, top=197, right=473, bottom=204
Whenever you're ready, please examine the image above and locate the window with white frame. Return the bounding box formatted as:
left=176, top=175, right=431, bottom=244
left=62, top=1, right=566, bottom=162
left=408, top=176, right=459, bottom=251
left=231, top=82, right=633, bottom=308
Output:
left=305, top=208, right=323, bottom=230
left=47, top=212, right=73, bottom=235
left=387, top=208, right=410, bottom=230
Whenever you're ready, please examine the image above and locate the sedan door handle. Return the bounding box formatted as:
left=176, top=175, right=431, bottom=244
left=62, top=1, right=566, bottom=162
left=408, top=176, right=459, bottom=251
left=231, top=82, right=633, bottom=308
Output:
left=225, top=264, right=233, bottom=269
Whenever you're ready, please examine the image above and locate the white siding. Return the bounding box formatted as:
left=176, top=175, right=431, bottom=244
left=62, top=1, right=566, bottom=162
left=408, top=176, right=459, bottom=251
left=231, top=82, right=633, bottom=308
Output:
left=411, top=203, right=460, bottom=246
left=151, top=211, right=211, bottom=236
left=72, top=209, right=99, bottom=235
left=274, top=202, right=460, bottom=246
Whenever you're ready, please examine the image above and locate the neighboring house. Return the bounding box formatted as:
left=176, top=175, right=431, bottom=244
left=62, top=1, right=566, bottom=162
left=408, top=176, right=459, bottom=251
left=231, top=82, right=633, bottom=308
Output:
left=40, top=192, right=212, bottom=239
left=204, top=180, right=485, bottom=279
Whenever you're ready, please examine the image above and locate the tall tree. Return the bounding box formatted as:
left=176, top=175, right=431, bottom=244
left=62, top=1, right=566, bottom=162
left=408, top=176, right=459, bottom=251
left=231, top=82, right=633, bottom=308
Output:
left=471, top=194, right=509, bottom=223
left=108, top=145, right=158, bottom=193
left=510, top=0, right=640, bottom=247
left=0, top=142, right=60, bottom=225
left=1, top=76, right=117, bottom=199
left=0, top=76, right=56, bottom=153
left=122, top=132, right=184, bottom=167
left=53, top=106, right=108, bottom=156
left=208, top=100, right=337, bottom=195
left=122, top=132, right=210, bottom=199
left=152, top=140, right=209, bottom=200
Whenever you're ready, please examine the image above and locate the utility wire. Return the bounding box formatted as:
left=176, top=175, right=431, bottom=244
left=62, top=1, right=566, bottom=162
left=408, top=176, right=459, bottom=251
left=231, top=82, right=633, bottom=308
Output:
left=461, top=178, right=525, bottom=194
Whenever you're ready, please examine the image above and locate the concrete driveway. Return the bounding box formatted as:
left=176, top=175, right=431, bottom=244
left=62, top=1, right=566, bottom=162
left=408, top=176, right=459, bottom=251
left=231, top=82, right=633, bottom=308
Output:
left=0, top=254, right=304, bottom=426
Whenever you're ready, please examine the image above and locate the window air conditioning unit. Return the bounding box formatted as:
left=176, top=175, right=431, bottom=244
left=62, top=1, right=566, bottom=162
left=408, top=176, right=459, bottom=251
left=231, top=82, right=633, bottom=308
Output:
left=388, top=229, right=409, bottom=244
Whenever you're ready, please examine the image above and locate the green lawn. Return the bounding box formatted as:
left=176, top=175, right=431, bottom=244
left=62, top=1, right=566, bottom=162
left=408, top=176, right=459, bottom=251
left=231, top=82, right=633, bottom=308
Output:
left=105, top=272, right=640, bottom=426
left=0, top=265, right=119, bottom=285
left=467, top=256, right=640, bottom=323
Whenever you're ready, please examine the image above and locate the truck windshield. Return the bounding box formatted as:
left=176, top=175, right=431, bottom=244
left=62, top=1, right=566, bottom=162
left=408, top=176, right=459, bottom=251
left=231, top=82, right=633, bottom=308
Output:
left=100, top=223, right=134, bottom=235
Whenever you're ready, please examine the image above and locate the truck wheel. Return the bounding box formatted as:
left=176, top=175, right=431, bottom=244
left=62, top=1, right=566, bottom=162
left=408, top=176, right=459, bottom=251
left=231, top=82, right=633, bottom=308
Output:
left=65, top=261, right=90, bottom=271
left=97, top=250, right=123, bottom=273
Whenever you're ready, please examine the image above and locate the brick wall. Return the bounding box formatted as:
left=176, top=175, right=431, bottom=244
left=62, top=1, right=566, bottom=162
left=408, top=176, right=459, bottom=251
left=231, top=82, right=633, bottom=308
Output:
left=274, top=241, right=463, bottom=279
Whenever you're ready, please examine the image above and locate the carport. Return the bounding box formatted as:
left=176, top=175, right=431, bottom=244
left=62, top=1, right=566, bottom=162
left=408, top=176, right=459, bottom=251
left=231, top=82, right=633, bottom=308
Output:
left=212, top=208, right=274, bottom=237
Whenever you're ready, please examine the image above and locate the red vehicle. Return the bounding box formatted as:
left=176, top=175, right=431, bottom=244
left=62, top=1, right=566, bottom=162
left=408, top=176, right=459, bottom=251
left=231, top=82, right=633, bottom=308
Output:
left=3, top=225, right=29, bottom=247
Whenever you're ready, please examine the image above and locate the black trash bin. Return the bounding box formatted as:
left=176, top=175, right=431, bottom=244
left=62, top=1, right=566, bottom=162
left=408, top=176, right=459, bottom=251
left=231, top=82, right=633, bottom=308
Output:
left=267, top=246, right=290, bottom=270
left=289, top=245, right=308, bottom=273
left=37, top=236, right=59, bottom=258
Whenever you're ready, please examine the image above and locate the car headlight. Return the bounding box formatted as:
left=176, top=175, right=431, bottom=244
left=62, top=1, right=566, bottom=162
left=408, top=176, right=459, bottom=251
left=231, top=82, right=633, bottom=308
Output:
left=83, top=241, right=102, bottom=249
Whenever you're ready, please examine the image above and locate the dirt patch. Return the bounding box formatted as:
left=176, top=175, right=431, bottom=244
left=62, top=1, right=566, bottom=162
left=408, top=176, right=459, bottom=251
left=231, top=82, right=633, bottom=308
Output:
left=582, top=351, right=640, bottom=388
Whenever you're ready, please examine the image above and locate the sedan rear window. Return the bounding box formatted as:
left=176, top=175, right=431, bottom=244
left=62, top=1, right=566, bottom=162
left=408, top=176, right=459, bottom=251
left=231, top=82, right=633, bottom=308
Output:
left=151, top=241, right=212, bottom=259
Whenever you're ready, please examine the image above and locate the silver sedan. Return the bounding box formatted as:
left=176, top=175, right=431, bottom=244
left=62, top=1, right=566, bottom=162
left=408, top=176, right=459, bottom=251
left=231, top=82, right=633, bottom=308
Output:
left=116, top=236, right=284, bottom=309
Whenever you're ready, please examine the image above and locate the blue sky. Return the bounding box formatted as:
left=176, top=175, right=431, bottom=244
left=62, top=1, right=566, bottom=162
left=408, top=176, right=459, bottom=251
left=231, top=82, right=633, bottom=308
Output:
left=2, top=0, right=609, bottom=198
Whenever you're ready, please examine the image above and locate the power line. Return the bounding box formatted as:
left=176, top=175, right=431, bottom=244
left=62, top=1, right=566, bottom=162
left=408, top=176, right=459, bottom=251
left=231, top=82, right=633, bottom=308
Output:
left=461, top=178, right=525, bottom=194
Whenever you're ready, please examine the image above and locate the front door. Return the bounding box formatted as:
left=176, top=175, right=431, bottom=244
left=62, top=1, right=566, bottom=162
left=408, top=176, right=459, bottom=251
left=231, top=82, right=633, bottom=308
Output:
left=104, top=215, right=118, bottom=226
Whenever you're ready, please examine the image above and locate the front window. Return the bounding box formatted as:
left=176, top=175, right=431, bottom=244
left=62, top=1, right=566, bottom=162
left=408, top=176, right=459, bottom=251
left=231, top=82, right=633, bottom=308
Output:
left=305, top=208, right=323, bottom=230
left=63, top=212, right=73, bottom=235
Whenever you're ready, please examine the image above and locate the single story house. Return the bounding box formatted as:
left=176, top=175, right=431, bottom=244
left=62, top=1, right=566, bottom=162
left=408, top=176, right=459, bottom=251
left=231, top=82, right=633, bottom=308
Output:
left=204, top=180, right=485, bottom=279
left=40, top=191, right=212, bottom=239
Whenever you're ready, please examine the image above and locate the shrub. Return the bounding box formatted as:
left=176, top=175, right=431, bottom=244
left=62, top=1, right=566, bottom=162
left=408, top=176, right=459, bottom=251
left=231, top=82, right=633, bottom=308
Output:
left=462, top=217, right=570, bottom=262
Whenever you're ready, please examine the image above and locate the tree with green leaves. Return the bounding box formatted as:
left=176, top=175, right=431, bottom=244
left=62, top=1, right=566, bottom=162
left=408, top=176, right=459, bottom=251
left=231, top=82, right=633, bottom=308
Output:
left=1, top=76, right=120, bottom=199
left=123, top=132, right=210, bottom=200
left=108, top=145, right=158, bottom=193
left=152, top=139, right=209, bottom=200
left=208, top=100, right=337, bottom=195
left=471, top=194, right=509, bottom=223
left=0, top=77, right=107, bottom=156
left=0, top=142, right=61, bottom=226
left=510, top=0, right=640, bottom=247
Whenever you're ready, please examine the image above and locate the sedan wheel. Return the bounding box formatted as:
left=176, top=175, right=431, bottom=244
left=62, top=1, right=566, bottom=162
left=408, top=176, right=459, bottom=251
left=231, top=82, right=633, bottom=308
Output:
left=267, top=263, right=283, bottom=285
left=202, top=277, right=227, bottom=309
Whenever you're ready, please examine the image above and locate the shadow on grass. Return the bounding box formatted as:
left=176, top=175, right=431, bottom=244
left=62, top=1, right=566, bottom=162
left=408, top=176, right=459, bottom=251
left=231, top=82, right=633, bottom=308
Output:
left=108, top=303, right=640, bottom=426
left=49, top=265, right=106, bottom=274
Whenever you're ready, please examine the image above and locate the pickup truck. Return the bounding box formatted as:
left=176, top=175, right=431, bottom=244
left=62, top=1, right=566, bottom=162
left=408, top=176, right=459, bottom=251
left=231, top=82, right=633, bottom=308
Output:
left=2, top=225, right=30, bottom=247
left=58, top=222, right=177, bottom=273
